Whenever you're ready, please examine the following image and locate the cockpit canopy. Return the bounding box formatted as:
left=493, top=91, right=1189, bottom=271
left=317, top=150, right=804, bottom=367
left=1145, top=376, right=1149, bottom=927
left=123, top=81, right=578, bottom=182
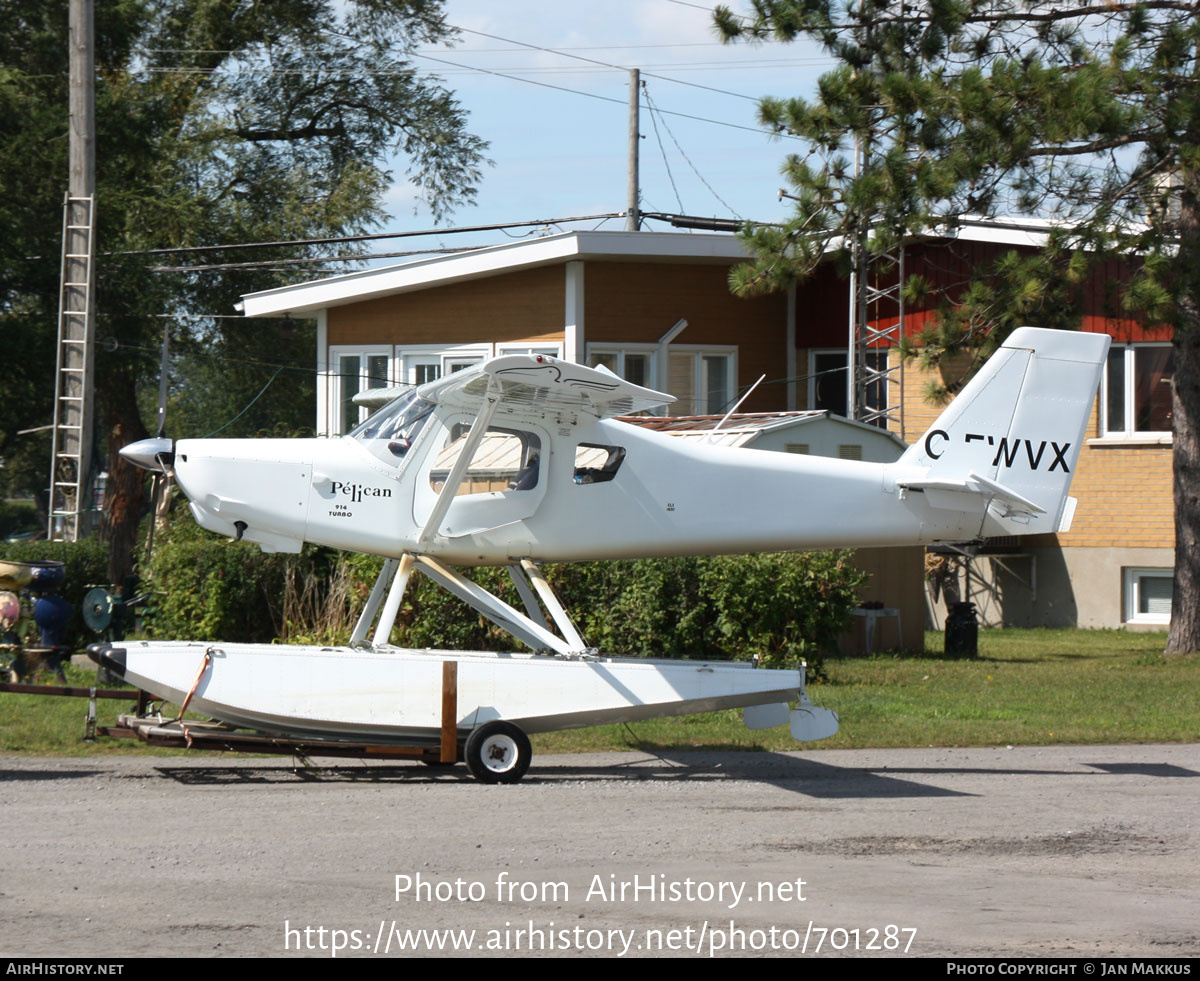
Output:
left=349, top=389, right=435, bottom=467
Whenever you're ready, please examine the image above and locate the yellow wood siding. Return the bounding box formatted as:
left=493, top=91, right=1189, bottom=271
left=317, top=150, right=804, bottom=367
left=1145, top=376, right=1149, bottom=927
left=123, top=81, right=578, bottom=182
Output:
left=584, top=262, right=788, bottom=413
left=327, top=266, right=565, bottom=347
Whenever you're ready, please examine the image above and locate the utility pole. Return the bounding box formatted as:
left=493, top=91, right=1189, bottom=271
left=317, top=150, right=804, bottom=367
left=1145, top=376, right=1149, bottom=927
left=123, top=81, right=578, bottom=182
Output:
left=49, top=0, right=98, bottom=540
left=626, top=69, right=640, bottom=231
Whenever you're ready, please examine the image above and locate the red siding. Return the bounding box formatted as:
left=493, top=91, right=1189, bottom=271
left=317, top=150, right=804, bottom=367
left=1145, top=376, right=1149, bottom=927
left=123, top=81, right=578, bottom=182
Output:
left=793, top=240, right=1170, bottom=349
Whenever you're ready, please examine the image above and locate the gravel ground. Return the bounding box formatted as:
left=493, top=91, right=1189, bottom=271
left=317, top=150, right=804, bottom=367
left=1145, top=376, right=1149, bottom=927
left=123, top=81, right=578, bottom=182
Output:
left=1, top=744, right=1197, bottom=958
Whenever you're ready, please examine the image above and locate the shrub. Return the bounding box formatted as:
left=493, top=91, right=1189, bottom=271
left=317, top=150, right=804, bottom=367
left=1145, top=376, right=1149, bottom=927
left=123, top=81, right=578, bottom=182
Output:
left=0, top=499, right=41, bottom=539
left=140, top=530, right=866, bottom=675
left=703, top=551, right=868, bottom=672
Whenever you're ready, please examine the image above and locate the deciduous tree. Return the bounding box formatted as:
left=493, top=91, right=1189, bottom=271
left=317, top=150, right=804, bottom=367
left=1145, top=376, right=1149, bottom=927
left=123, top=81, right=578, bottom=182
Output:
left=0, top=0, right=487, bottom=579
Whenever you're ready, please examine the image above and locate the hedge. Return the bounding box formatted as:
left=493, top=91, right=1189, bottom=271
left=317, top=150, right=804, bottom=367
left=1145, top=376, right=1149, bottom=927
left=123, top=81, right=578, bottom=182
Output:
left=141, top=537, right=867, bottom=674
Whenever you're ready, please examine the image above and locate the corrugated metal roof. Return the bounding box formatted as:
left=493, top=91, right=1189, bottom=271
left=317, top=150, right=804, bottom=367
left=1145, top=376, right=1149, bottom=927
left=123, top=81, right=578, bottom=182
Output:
left=620, top=411, right=827, bottom=434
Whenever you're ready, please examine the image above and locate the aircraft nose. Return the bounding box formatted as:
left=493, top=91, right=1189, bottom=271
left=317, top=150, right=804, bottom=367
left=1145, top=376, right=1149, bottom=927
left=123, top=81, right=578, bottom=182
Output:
left=119, top=437, right=174, bottom=473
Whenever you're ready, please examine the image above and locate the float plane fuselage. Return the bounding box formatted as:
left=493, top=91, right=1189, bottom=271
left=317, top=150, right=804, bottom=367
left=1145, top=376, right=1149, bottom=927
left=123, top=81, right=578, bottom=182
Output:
left=104, top=326, right=1109, bottom=782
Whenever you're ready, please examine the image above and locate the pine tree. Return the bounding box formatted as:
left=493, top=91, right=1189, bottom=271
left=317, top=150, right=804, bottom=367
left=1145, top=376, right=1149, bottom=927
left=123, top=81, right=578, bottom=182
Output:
left=717, top=0, right=1200, bottom=651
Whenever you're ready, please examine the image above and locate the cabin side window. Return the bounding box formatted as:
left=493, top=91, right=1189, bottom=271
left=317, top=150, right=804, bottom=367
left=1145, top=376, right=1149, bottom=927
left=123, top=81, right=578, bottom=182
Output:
left=574, top=443, right=626, bottom=484
left=429, top=424, right=542, bottom=496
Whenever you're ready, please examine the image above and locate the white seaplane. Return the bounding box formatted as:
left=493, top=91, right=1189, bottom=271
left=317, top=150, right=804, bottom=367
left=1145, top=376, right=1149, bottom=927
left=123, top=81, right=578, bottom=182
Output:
left=98, top=326, right=1109, bottom=782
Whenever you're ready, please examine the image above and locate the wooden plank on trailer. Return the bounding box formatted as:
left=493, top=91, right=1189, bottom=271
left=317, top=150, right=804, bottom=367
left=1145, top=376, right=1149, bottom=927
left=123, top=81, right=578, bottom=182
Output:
left=441, top=660, right=457, bottom=763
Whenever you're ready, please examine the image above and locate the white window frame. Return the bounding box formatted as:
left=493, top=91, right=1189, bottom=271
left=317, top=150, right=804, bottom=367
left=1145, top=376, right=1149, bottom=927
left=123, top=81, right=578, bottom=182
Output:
left=586, top=343, right=738, bottom=415
left=329, top=344, right=394, bottom=435
left=496, top=342, right=563, bottom=359
left=664, top=344, right=738, bottom=416
left=586, top=343, right=658, bottom=389
left=395, top=343, right=493, bottom=387
left=1101, top=342, right=1174, bottom=439
left=1123, top=567, right=1173, bottom=625
left=325, top=342, right=568, bottom=435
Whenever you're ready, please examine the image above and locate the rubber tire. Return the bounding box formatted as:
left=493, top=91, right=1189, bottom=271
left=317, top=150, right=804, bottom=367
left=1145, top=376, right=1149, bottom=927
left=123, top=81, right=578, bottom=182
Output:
left=464, top=721, right=531, bottom=784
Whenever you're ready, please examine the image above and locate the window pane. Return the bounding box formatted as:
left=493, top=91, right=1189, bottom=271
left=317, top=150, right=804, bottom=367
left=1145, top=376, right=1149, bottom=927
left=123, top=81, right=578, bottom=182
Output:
left=339, top=355, right=361, bottom=433
left=366, top=354, right=389, bottom=390
left=704, top=355, right=728, bottom=414
left=1138, top=574, right=1172, bottom=617
left=430, top=427, right=541, bottom=495
left=414, top=362, right=441, bottom=386
left=865, top=350, right=888, bottom=414
left=814, top=351, right=887, bottom=420
left=1134, top=347, right=1174, bottom=432
left=669, top=353, right=696, bottom=416
left=624, top=353, right=650, bottom=388
left=813, top=353, right=848, bottom=417
left=1106, top=349, right=1126, bottom=432
left=574, top=443, right=626, bottom=484
left=590, top=351, right=617, bottom=373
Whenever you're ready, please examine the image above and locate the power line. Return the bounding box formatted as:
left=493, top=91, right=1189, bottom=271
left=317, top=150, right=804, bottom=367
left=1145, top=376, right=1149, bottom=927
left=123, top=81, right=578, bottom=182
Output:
left=150, top=246, right=478, bottom=273
left=663, top=0, right=745, bottom=16
left=452, top=26, right=763, bottom=103
left=107, top=213, right=621, bottom=257
left=644, top=87, right=744, bottom=219
left=148, top=41, right=763, bottom=54
left=643, top=83, right=685, bottom=214
left=138, top=58, right=820, bottom=76
left=413, top=51, right=795, bottom=139
left=111, top=339, right=318, bottom=374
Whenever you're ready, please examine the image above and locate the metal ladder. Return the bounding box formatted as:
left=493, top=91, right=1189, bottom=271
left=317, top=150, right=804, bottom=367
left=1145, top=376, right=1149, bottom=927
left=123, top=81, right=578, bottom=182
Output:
left=48, top=194, right=96, bottom=542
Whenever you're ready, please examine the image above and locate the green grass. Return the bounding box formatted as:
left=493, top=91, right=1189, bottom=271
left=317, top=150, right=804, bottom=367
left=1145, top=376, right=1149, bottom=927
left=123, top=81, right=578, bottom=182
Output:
left=2, top=629, right=1197, bottom=756
left=0, top=663, right=190, bottom=756
left=532, top=628, right=1200, bottom=753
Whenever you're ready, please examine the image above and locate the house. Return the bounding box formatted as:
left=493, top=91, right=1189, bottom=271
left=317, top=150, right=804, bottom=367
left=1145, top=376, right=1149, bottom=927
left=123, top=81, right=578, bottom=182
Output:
left=239, top=224, right=1173, bottom=633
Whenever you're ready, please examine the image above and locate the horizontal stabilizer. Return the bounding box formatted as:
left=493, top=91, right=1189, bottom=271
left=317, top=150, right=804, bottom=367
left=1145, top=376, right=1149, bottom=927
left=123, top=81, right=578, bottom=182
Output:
left=898, top=470, right=1046, bottom=517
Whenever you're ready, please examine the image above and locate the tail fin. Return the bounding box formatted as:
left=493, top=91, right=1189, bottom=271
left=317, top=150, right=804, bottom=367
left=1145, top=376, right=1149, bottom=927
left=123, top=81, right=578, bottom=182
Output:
left=899, top=327, right=1110, bottom=536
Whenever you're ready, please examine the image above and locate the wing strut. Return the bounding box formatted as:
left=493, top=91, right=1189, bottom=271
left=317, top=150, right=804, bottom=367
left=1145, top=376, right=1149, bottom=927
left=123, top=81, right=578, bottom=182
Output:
left=514, top=559, right=586, bottom=651
left=417, top=378, right=502, bottom=547
left=351, top=553, right=591, bottom=656
left=414, top=556, right=575, bottom=655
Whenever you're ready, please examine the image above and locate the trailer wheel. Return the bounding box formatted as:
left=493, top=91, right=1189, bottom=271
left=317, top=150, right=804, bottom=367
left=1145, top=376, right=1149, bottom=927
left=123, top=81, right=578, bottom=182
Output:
left=465, top=721, right=531, bottom=784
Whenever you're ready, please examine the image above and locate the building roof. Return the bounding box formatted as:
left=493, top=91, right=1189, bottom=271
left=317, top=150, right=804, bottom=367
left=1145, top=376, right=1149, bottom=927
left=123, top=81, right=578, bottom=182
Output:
left=239, top=230, right=751, bottom=318
left=238, top=219, right=1059, bottom=320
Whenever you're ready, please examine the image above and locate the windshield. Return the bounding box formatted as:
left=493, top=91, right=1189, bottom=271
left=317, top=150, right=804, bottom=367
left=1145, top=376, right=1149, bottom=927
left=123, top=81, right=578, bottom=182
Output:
left=349, top=389, right=435, bottom=468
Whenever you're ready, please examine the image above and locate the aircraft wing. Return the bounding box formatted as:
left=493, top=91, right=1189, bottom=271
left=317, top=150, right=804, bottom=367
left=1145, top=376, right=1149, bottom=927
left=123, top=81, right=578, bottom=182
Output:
left=416, top=355, right=675, bottom=419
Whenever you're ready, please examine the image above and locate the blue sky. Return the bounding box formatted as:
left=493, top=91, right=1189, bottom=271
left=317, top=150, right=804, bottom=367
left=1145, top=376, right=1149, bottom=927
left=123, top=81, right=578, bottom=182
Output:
left=374, top=0, right=833, bottom=255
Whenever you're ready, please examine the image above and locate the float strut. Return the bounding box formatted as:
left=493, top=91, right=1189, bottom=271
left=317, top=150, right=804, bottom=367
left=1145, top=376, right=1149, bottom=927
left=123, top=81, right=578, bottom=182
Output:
left=350, top=557, right=399, bottom=647
left=372, top=553, right=416, bottom=648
